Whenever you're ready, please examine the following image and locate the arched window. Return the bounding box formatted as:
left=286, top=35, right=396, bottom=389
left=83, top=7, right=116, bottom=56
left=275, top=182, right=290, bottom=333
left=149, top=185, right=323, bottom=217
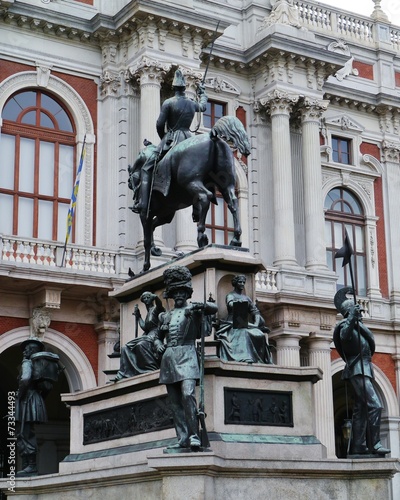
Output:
left=324, top=188, right=367, bottom=296
left=0, top=89, right=76, bottom=242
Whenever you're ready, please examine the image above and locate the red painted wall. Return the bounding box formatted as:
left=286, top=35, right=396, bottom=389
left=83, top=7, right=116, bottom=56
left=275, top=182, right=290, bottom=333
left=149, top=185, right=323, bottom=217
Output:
left=0, top=317, right=98, bottom=381
left=353, top=61, right=374, bottom=80
left=360, top=142, right=389, bottom=298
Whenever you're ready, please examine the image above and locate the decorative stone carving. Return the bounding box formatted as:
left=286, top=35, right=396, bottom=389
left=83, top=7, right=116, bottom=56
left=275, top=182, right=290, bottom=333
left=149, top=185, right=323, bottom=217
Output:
left=258, top=0, right=302, bottom=32
left=30, top=307, right=51, bottom=339
left=204, top=75, right=240, bottom=94
left=101, top=42, right=118, bottom=66
left=361, top=154, right=382, bottom=173
left=300, top=97, right=329, bottom=122
left=129, top=57, right=171, bottom=88
left=335, top=57, right=359, bottom=81
left=324, top=114, right=364, bottom=133
left=260, top=89, right=299, bottom=116
left=327, top=39, right=351, bottom=56
left=99, top=70, right=121, bottom=97
left=36, top=62, right=52, bottom=87
left=381, top=141, right=400, bottom=163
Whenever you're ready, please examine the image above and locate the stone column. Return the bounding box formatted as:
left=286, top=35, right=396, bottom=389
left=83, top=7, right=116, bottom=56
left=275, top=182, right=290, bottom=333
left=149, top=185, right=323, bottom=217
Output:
left=97, top=42, right=123, bottom=249
left=306, top=332, right=336, bottom=458
left=175, top=207, right=198, bottom=252
left=95, top=321, right=120, bottom=386
left=174, top=70, right=202, bottom=253
left=300, top=98, right=329, bottom=271
left=382, top=142, right=400, bottom=305
left=130, top=58, right=171, bottom=249
left=262, top=90, right=298, bottom=267
left=273, top=334, right=302, bottom=367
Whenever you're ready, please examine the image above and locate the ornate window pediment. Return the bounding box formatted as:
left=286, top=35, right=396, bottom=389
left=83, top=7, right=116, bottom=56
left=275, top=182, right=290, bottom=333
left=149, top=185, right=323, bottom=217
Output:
left=204, top=75, right=241, bottom=95
left=324, top=114, right=364, bottom=133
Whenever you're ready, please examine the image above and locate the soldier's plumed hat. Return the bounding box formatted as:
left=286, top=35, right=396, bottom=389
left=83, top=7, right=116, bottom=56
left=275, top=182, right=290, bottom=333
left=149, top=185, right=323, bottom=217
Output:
left=163, top=265, right=193, bottom=298
left=20, top=337, right=44, bottom=351
left=172, top=69, right=186, bottom=88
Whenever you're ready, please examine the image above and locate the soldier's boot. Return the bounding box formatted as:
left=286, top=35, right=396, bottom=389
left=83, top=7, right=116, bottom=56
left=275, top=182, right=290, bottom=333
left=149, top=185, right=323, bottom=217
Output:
left=16, top=454, right=38, bottom=476
left=132, top=172, right=151, bottom=215
left=370, top=407, right=391, bottom=455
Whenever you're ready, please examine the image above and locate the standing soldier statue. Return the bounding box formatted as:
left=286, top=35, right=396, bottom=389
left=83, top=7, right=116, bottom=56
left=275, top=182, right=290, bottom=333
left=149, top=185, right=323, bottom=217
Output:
left=333, top=287, right=390, bottom=456
left=155, top=266, right=217, bottom=450
left=15, top=338, right=60, bottom=476
left=333, top=231, right=390, bottom=457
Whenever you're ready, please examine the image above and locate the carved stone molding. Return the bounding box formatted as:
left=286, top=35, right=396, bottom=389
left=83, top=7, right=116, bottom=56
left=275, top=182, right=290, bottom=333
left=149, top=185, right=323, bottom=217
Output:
left=370, top=229, right=376, bottom=269
left=376, top=106, right=400, bottom=135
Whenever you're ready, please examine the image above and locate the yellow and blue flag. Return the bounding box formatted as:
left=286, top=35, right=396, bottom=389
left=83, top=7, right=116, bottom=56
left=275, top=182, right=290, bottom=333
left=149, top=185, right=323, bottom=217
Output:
left=65, top=135, right=86, bottom=246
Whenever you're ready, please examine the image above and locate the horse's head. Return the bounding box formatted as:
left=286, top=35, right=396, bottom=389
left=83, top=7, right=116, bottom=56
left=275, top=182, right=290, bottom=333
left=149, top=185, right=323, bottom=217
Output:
left=128, top=142, right=157, bottom=190
left=211, top=116, right=251, bottom=157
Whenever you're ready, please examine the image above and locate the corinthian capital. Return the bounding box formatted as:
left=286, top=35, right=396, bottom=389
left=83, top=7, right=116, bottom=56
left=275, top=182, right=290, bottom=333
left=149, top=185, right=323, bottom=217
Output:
left=260, top=89, right=299, bottom=116
left=99, top=70, right=121, bottom=98
left=129, top=57, right=172, bottom=87
left=382, top=141, right=400, bottom=164
left=300, top=97, right=329, bottom=122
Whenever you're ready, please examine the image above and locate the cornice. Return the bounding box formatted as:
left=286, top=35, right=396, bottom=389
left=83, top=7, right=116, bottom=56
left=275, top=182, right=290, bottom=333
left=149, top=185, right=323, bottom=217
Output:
left=0, top=1, right=227, bottom=47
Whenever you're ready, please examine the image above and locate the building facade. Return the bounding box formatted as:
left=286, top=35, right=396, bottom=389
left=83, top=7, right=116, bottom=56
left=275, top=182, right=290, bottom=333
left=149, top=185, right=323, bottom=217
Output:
left=0, top=0, right=399, bottom=493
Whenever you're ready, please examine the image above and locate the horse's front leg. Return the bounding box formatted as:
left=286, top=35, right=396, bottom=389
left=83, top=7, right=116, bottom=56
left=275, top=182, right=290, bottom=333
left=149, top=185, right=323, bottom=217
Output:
left=141, top=215, right=153, bottom=271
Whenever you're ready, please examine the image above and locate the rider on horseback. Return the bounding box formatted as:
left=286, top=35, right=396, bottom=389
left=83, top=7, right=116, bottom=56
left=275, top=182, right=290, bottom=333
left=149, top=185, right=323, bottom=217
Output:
left=132, top=69, right=208, bottom=215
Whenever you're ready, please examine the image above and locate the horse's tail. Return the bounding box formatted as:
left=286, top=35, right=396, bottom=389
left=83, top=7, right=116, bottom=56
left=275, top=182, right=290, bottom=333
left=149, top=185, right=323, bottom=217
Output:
left=210, top=116, right=251, bottom=157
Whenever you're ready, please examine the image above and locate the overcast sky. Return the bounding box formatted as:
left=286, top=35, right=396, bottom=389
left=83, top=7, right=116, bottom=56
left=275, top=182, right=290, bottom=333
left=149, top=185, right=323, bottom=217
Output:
left=320, top=0, right=400, bottom=25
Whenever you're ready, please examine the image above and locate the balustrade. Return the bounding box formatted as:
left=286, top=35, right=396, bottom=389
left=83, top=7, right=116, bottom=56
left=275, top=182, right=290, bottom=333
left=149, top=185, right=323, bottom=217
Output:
left=0, top=236, right=116, bottom=274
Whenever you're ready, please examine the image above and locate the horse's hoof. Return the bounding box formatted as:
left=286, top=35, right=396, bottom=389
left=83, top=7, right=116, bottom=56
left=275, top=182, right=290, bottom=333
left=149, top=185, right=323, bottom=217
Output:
left=151, top=246, right=162, bottom=257
left=198, top=235, right=209, bottom=248
left=143, top=263, right=151, bottom=272
left=229, top=239, right=242, bottom=247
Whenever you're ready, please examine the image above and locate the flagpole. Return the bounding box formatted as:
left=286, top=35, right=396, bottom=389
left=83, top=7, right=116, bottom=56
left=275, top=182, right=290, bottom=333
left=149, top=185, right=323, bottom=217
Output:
left=60, top=134, right=87, bottom=268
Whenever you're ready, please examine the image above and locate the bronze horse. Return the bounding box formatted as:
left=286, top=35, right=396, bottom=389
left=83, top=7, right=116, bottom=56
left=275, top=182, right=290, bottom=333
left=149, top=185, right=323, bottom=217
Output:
left=128, top=116, right=251, bottom=271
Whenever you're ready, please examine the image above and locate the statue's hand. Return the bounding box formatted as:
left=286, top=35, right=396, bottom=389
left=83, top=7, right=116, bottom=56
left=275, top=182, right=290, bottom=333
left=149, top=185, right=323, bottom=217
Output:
left=196, top=83, right=205, bottom=95
left=157, top=344, right=166, bottom=355
left=133, top=305, right=141, bottom=318
left=188, top=302, right=204, bottom=314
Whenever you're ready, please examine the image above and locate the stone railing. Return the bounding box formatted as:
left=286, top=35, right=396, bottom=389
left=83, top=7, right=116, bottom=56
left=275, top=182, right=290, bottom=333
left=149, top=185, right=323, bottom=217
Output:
left=0, top=235, right=117, bottom=274
left=293, top=1, right=400, bottom=47
left=255, top=269, right=279, bottom=292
